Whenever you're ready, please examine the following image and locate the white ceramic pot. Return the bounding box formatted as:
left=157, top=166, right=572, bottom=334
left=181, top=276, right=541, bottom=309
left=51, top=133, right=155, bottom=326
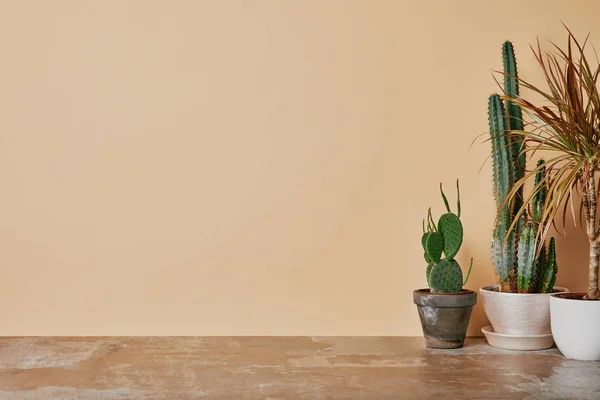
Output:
left=550, top=293, right=600, bottom=361
left=480, top=285, right=569, bottom=335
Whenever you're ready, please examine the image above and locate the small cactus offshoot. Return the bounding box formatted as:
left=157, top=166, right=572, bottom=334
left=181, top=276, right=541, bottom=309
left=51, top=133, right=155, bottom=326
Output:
left=421, top=180, right=473, bottom=293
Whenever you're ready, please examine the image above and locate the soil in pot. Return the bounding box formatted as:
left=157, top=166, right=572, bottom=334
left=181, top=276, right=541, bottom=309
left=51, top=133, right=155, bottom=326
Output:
left=413, top=289, right=477, bottom=349
left=485, top=286, right=564, bottom=294
left=553, top=293, right=597, bottom=300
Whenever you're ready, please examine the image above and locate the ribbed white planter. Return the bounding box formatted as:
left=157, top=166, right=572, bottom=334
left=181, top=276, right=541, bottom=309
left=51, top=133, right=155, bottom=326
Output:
left=550, top=293, right=600, bottom=361
left=480, top=285, right=569, bottom=350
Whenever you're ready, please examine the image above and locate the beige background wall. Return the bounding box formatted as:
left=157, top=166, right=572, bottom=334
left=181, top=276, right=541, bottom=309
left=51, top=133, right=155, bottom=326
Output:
left=0, top=0, right=598, bottom=335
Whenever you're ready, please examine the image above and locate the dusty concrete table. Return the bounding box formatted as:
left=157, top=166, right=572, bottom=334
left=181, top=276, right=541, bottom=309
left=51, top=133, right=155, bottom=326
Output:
left=0, top=337, right=598, bottom=399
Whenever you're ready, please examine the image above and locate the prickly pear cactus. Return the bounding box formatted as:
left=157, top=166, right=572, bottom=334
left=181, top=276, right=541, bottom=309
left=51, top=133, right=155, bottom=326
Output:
left=438, top=214, right=463, bottom=260
left=421, top=181, right=473, bottom=293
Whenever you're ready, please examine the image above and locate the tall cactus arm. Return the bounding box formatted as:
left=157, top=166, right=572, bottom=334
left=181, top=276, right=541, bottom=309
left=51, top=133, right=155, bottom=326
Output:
left=489, top=94, right=517, bottom=291
left=502, top=41, right=525, bottom=224
left=540, top=237, right=558, bottom=293
left=530, top=160, right=547, bottom=294
left=502, top=41, right=519, bottom=97
left=488, top=94, right=515, bottom=209
left=517, top=223, right=536, bottom=292
left=531, top=242, right=546, bottom=293
left=492, top=219, right=516, bottom=290
left=502, top=41, right=524, bottom=132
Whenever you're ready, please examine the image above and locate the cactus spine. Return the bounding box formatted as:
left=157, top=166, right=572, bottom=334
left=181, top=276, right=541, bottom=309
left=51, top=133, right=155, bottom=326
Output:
left=489, top=41, right=558, bottom=293
left=422, top=181, right=473, bottom=293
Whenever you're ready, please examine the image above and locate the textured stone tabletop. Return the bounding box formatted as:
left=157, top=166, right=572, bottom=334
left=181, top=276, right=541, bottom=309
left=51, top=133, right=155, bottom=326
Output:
left=0, top=336, right=598, bottom=399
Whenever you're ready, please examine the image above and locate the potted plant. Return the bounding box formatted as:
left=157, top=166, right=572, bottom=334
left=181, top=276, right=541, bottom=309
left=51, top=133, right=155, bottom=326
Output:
left=480, top=41, right=567, bottom=351
left=413, top=181, right=476, bottom=349
left=499, top=29, right=600, bottom=360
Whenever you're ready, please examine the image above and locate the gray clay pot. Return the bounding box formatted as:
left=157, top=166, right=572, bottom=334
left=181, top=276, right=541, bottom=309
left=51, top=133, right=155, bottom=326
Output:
left=413, top=289, right=477, bottom=349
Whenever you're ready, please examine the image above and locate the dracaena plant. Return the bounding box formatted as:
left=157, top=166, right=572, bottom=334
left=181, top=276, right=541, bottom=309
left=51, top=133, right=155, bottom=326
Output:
left=500, top=28, right=600, bottom=300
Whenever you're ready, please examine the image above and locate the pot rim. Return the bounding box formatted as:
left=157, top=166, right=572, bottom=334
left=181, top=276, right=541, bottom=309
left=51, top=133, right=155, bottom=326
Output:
left=480, top=285, right=569, bottom=296
left=413, top=288, right=477, bottom=307
left=414, top=288, right=475, bottom=296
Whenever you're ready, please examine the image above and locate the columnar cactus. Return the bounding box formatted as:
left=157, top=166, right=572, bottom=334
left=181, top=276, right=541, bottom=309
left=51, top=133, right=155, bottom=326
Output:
left=489, top=93, right=517, bottom=291
left=489, top=41, right=558, bottom=293
left=422, top=181, right=473, bottom=293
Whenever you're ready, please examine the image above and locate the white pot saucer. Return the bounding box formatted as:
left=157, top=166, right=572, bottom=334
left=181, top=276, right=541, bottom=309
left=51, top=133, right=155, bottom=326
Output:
left=481, top=325, right=555, bottom=351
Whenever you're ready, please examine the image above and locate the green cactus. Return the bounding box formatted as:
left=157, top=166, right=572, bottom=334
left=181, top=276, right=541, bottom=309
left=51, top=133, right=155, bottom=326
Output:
left=489, top=94, right=517, bottom=290
left=503, top=41, right=525, bottom=231
left=539, top=238, right=558, bottom=293
left=517, top=223, right=536, bottom=292
left=429, top=259, right=463, bottom=293
left=424, top=252, right=432, bottom=264
left=530, top=242, right=546, bottom=293
left=424, top=232, right=444, bottom=263
left=489, top=42, right=558, bottom=293
left=421, top=181, right=472, bottom=293
left=426, top=262, right=434, bottom=286
left=503, top=41, right=525, bottom=180
left=438, top=213, right=463, bottom=260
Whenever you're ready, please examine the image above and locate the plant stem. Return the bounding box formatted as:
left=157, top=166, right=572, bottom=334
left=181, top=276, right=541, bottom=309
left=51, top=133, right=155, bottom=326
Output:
left=588, top=243, right=600, bottom=299
left=585, top=172, right=600, bottom=299
left=589, top=174, right=597, bottom=238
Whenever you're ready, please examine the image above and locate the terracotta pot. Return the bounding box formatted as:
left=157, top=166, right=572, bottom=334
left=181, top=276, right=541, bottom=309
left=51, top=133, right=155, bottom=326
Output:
left=550, top=293, right=600, bottom=361
left=413, top=289, right=477, bottom=349
left=480, top=285, right=569, bottom=335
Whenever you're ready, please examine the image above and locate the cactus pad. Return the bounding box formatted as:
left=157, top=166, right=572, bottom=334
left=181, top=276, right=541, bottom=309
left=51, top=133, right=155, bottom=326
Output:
left=422, top=232, right=432, bottom=262
left=425, top=232, right=444, bottom=263
left=438, top=213, right=463, bottom=259
left=426, top=262, right=434, bottom=286
left=424, top=252, right=432, bottom=263
left=421, top=232, right=430, bottom=249
left=429, top=259, right=463, bottom=293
